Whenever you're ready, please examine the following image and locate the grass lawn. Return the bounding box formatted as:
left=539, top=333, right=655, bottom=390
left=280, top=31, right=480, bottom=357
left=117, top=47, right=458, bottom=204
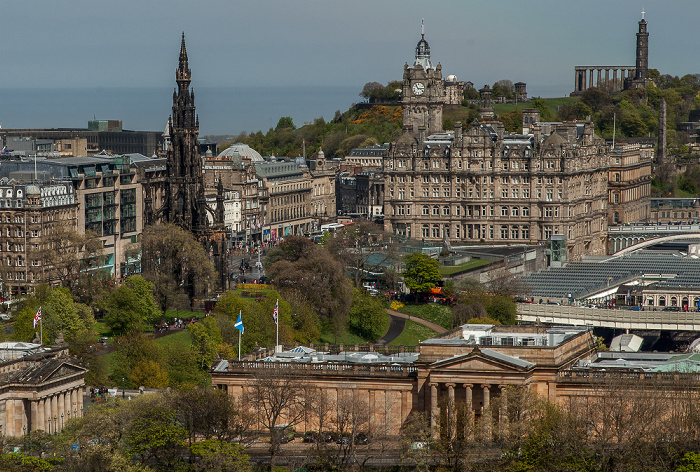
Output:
left=493, top=96, right=579, bottom=116
left=397, top=304, right=452, bottom=329
left=389, top=320, right=437, bottom=347
left=318, top=329, right=370, bottom=346
left=439, top=259, right=491, bottom=276
left=164, top=310, right=202, bottom=321
left=94, top=320, right=113, bottom=338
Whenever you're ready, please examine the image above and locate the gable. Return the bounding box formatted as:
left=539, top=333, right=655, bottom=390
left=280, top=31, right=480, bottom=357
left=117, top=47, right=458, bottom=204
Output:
left=43, top=363, right=88, bottom=383
left=435, top=356, right=523, bottom=373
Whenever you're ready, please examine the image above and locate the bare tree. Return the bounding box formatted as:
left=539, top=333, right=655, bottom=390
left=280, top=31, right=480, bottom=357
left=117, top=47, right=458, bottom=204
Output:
left=31, top=224, right=102, bottom=288
left=245, top=367, right=309, bottom=470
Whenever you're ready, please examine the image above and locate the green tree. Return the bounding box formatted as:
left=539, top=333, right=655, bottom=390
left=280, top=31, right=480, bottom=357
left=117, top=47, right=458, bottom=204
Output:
left=125, top=396, right=187, bottom=469
left=266, top=236, right=352, bottom=343
left=11, top=285, right=94, bottom=344
left=678, top=453, right=700, bottom=472
left=402, top=253, right=442, bottom=293
left=111, top=333, right=162, bottom=388
left=189, top=440, right=251, bottom=472
left=188, top=316, right=222, bottom=369
left=348, top=290, right=389, bottom=341
left=131, top=359, right=169, bottom=389
left=275, top=117, right=295, bottom=130
left=104, top=276, right=161, bottom=334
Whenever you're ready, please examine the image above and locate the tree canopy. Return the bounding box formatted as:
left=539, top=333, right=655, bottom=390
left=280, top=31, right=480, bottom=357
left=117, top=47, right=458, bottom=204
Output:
left=402, top=252, right=442, bottom=293
left=141, top=223, right=217, bottom=310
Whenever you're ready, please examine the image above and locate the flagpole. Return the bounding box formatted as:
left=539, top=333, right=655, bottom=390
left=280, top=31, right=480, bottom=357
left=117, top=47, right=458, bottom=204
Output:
left=276, top=300, right=279, bottom=349
left=40, top=318, right=43, bottom=345
left=238, top=329, right=241, bottom=361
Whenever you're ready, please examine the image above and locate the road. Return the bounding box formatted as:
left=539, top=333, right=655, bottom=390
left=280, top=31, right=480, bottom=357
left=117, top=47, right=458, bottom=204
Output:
left=384, top=308, right=448, bottom=335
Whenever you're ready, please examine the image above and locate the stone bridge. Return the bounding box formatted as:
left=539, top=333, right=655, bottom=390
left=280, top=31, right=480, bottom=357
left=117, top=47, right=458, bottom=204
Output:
left=517, top=303, right=700, bottom=331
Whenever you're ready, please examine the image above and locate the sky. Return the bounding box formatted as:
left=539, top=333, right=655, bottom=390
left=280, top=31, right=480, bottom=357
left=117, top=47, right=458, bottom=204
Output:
left=0, top=0, right=698, bottom=130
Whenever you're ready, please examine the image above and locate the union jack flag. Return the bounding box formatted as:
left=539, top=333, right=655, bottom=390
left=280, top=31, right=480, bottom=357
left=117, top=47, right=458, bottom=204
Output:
left=33, top=307, right=42, bottom=329
left=273, top=299, right=278, bottom=325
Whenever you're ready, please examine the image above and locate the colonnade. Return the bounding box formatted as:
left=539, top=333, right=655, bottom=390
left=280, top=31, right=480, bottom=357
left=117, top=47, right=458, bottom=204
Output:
left=3, top=387, right=83, bottom=437
left=574, top=66, right=636, bottom=94
left=429, top=382, right=510, bottom=438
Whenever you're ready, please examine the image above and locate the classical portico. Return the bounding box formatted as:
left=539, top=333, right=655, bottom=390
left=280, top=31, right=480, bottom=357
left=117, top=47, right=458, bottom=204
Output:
left=0, top=339, right=87, bottom=437
left=422, top=347, right=536, bottom=438
left=211, top=325, right=597, bottom=437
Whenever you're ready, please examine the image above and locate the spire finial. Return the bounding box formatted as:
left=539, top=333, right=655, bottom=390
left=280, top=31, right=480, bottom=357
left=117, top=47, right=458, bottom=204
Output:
left=421, top=18, right=424, bottom=37
left=641, top=7, right=645, bottom=20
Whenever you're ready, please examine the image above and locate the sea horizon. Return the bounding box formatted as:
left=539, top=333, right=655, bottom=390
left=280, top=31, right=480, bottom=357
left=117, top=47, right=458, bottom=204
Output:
left=0, top=83, right=571, bottom=138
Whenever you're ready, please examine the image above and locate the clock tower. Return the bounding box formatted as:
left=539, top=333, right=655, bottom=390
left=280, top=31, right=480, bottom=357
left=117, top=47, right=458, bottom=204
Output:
left=402, top=22, right=443, bottom=137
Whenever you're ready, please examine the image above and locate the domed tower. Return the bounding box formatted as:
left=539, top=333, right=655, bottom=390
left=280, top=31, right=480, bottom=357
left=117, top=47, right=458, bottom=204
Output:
left=165, top=33, right=207, bottom=234
left=402, top=21, right=444, bottom=138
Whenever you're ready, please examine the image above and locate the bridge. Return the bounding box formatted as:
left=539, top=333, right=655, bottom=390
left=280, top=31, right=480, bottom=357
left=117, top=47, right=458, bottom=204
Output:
left=517, top=303, right=700, bottom=331
left=608, top=225, right=700, bottom=253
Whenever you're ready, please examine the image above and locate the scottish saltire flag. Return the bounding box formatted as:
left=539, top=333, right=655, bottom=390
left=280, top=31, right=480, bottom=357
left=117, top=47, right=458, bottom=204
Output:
left=33, top=307, right=42, bottom=329
left=273, top=299, right=278, bottom=325
left=234, top=311, right=244, bottom=335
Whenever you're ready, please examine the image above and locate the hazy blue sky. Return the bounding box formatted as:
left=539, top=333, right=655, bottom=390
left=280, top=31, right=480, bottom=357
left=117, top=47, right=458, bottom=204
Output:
left=1, top=0, right=697, bottom=96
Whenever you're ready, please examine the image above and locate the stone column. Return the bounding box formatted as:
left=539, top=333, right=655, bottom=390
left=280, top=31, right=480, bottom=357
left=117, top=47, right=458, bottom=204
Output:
left=429, top=383, right=438, bottom=437
left=499, top=385, right=509, bottom=438
left=37, top=399, right=45, bottom=433
left=597, top=69, right=602, bottom=88
left=482, top=384, right=491, bottom=441
left=447, top=383, right=456, bottom=438
left=57, top=392, right=65, bottom=432
left=44, top=398, right=51, bottom=433
left=5, top=397, right=14, bottom=437
left=65, top=392, right=71, bottom=423
left=30, top=401, right=38, bottom=432
left=589, top=69, right=593, bottom=89
left=14, top=399, right=24, bottom=438
left=482, top=384, right=490, bottom=410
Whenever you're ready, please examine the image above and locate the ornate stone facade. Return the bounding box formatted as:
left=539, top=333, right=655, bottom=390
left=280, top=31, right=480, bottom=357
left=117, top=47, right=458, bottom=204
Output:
left=0, top=181, right=78, bottom=297
left=607, top=143, right=653, bottom=225
left=401, top=28, right=443, bottom=137
left=0, top=338, right=86, bottom=437
left=384, top=118, right=610, bottom=261
left=211, top=325, right=597, bottom=437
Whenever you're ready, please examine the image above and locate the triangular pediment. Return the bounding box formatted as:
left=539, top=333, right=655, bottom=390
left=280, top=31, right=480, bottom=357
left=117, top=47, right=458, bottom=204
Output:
left=43, top=362, right=88, bottom=383
left=430, top=348, right=534, bottom=373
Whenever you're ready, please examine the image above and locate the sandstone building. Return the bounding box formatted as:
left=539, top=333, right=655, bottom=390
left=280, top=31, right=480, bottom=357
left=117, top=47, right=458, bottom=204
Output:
left=0, top=336, right=86, bottom=437
left=211, top=325, right=598, bottom=437
left=383, top=28, right=653, bottom=261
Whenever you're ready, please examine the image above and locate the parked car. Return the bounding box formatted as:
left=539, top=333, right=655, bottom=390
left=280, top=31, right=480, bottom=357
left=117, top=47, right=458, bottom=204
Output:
left=0, top=314, right=11, bottom=321
left=354, top=433, right=369, bottom=445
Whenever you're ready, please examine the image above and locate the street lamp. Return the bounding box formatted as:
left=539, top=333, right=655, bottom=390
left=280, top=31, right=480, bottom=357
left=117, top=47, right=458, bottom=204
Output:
left=122, top=377, right=126, bottom=398
left=61, top=413, right=64, bottom=430
left=47, top=418, right=51, bottom=435
left=53, top=416, right=57, bottom=436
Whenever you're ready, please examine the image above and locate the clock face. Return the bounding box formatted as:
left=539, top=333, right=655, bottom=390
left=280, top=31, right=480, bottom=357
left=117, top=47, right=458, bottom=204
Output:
left=412, top=82, right=425, bottom=95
